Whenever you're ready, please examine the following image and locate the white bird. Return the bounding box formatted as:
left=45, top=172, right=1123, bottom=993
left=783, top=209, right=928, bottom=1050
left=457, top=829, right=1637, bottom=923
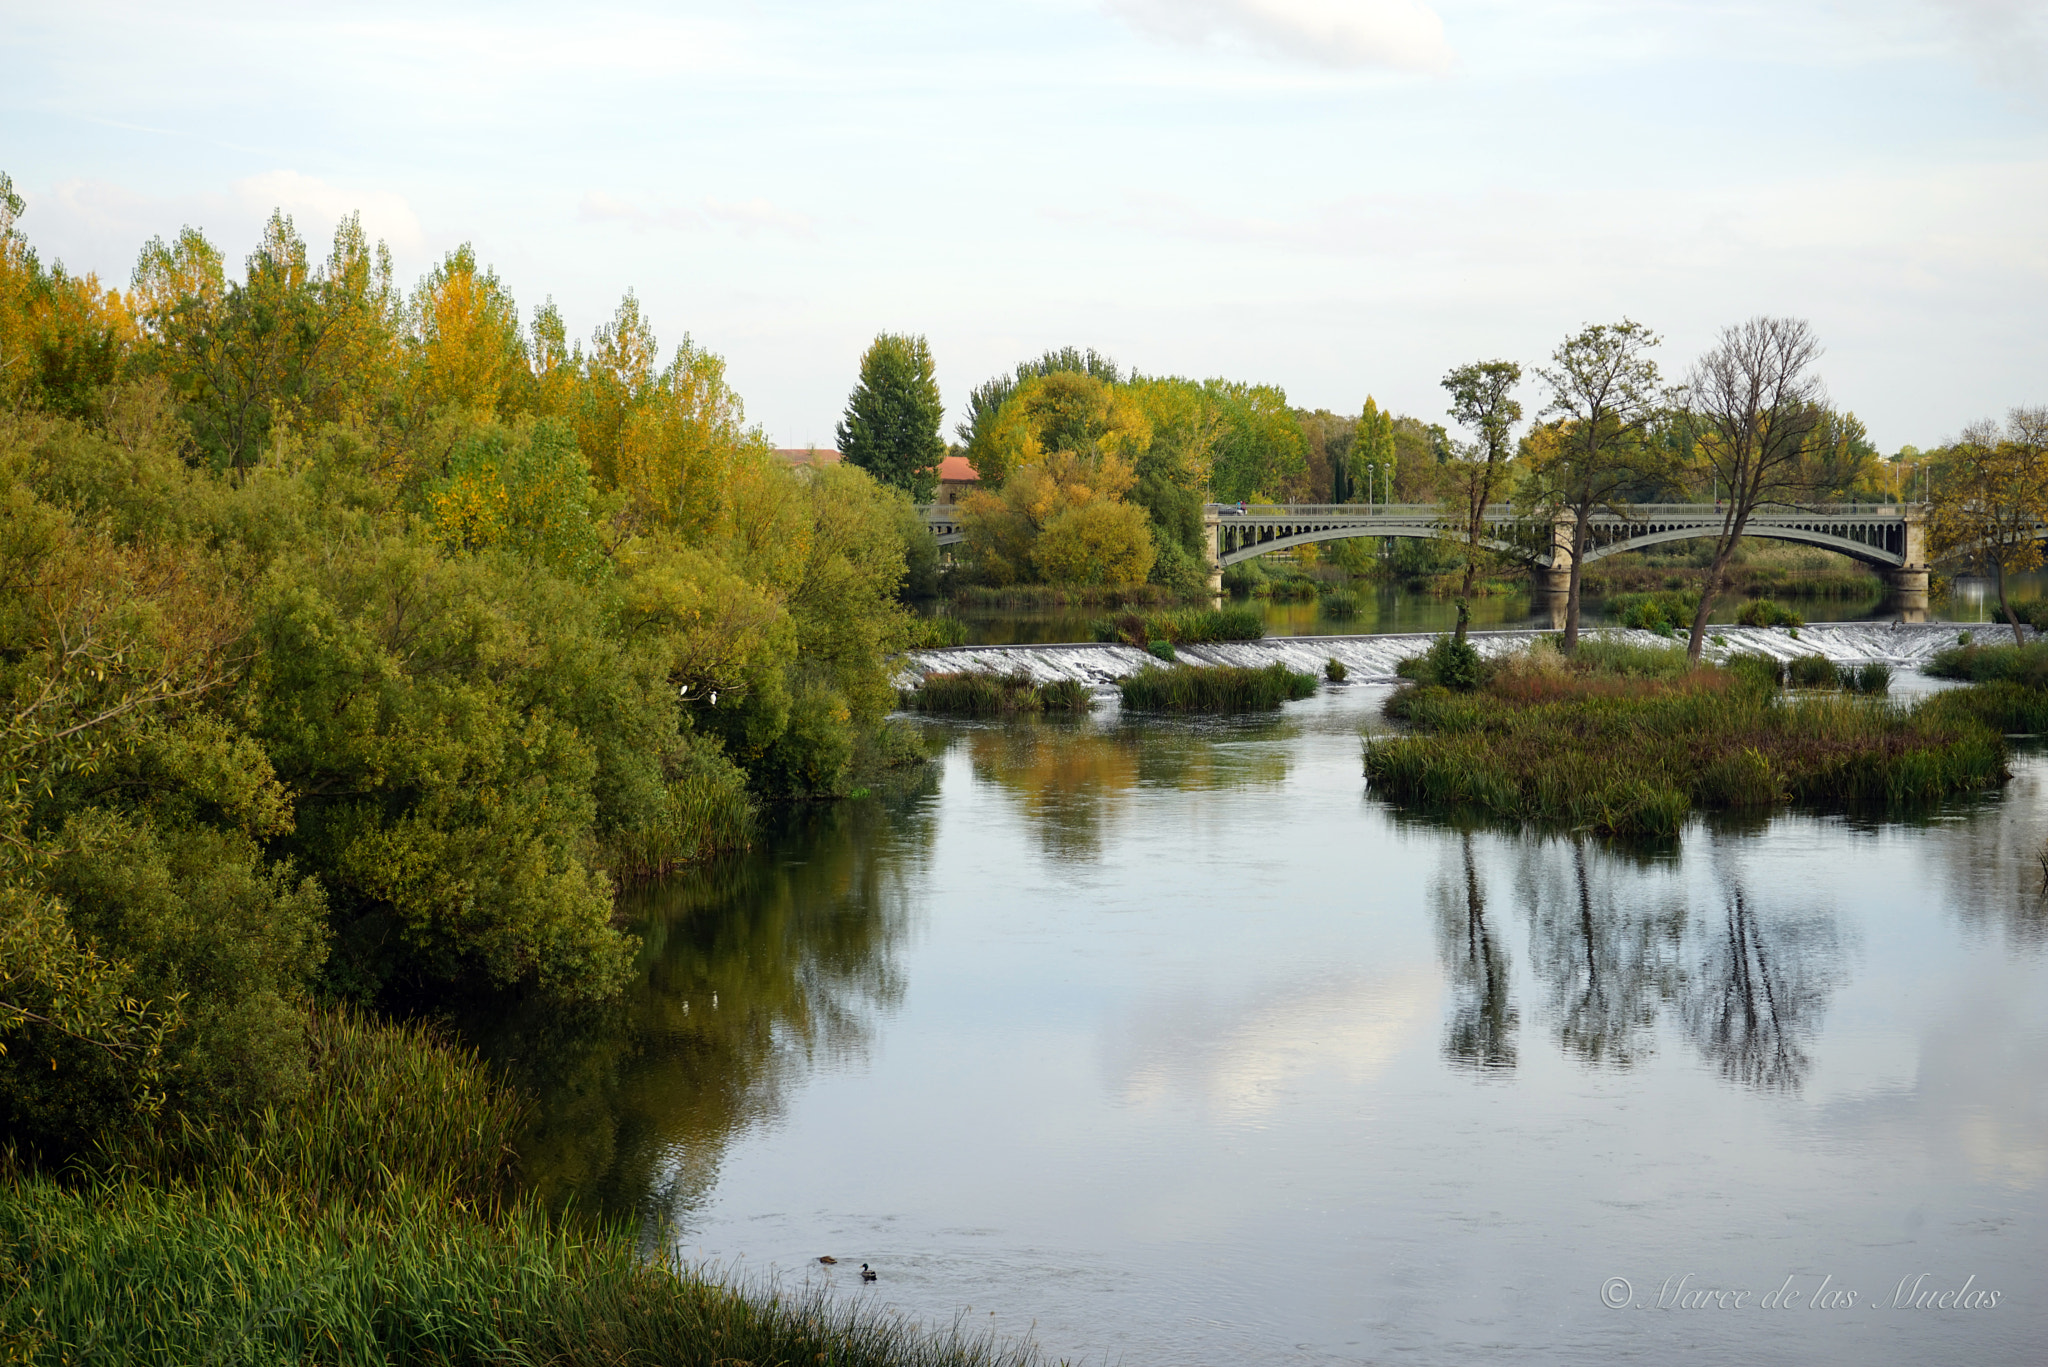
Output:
left=679, top=683, right=690, bottom=696
left=709, top=690, right=718, bottom=705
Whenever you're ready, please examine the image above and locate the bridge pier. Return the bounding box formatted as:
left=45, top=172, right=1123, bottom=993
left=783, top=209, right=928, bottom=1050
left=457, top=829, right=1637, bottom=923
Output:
left=1202, top=510, right=1224, bottom=595
left=1885, top=566, right=1930, bottom=622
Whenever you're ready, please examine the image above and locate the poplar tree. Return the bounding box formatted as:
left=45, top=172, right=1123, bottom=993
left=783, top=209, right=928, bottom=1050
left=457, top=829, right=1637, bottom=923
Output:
left=838, top=332, right=944, bottom=502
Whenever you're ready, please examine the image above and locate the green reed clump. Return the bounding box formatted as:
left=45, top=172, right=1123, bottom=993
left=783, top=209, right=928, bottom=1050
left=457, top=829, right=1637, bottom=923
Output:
left=1851, top=662, right=1893, bottom=695
left=1119, top=662, right=1318, bottom=713
left=1365, top=647, right=2008, bottom=837
left=1921, top=680, right=2048, bottom=734
left=1786, top=654, right=1842, bottom=689
left=1325, top=658, right=1349, bottom=682
left=906, top=615, right=970, bottom=649
left=1395, top=634, right=1485, bottom=690
left=1926, top=639, right=2048, bottom=686
left=1569, top=637, right=1693, bottom=679
left=1265, top=577, right=1318, bottom=603
left=1318, top=587, right=1361, bottom=620
left=904, top=671, right=1092, bottom=716
left=603, top=754, right=756, bottom=880
left=1737, top=597, right=1805, bottom=628
left=1092, top=606, right=1263, bottom=646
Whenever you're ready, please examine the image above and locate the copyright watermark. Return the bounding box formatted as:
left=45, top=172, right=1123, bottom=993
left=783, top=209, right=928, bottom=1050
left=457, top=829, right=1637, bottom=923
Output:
left=1600, top=1274, right=2004, bottom=1312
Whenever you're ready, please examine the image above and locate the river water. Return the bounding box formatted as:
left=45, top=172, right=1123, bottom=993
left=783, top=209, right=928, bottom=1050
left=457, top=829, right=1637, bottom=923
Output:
left=484, top=675, right=2048, bottom=1366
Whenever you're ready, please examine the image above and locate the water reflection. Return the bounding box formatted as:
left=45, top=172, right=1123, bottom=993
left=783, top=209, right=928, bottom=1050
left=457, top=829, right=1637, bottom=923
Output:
left=1679, top=885, right=1842, bottom=1092
left=1435, top=833, right=1519, bottom=1073
left=962, top=714, right=1294, bottom=861
left=471, top=799, right=929, bottom=1228
left=1518, top=839, right=1682, bottom=1069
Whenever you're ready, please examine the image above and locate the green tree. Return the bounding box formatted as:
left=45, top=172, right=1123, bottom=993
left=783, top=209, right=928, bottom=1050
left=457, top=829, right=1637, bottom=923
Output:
left=1930, top=408, right=2048, bottom=644
left=955, top=345, right=1121, bottom=451
left=837, top=332, right=944, bottom=502
left=1439, top=361, right=1523, bottom=644
left=1351, top=398, right=1396, bottom=504
left=1531, top=320, right=1667, bottom=651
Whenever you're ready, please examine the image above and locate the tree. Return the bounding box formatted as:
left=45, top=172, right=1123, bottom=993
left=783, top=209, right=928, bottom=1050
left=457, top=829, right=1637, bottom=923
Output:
left=1678, top=317, right=1857, bottom=663
left=955, top=345, right=1121, bottom=450
left=1437, top=362, right=1522, bottom=643
left=1351, top=398, right=1396, bottom=504
left=1531, top=320, right=1667, bottom=652
left=837, top=332, right=944, bottom=502
left=1204, top=380, right=1306, bottom=503
left=1929, top=408, right=2048, bottom=644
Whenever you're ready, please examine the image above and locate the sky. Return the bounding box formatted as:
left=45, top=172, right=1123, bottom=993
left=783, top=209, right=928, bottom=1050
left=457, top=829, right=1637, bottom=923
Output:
left=5, top=0, right=2046, bottom=451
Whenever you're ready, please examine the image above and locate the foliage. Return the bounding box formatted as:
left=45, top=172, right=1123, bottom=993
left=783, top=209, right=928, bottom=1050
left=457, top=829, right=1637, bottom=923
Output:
left=1785, top=654, right=1841, bottom=689
left=1319, top=587, right=1361, bottom=620
left=837, top=332, right=945, bottom=502
left=1928, top=407, right=2048, bottom=643
left=1117, top=662, right=1318, bottom=712
left=1736, top=597, right=1804, bottom=628
left=1350, top=397, right=1397, bottom=502
left=1325, top=658, right=1349, bottom=682
left=959, top=393, right=1156, bottom=586
left=905, top=614, right=970, bottom=648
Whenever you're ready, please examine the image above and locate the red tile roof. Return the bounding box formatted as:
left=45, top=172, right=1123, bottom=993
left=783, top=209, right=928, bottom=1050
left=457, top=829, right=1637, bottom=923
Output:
left=938, top=454, right=979, bottom=483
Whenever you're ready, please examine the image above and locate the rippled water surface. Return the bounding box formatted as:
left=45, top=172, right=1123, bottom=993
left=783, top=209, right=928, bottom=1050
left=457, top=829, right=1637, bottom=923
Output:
left=482, top=684, right=2048, bottom=1366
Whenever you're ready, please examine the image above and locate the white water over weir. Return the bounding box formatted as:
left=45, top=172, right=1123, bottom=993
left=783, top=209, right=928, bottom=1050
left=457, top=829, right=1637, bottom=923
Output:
left=898, top=621, right=2019, bottom=688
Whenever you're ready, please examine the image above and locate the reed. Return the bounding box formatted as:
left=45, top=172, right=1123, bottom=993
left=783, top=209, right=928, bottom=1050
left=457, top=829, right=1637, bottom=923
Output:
left=906, top=615, right=971, bottom=648
left=904, top=671, right=1093, bottom=716
left=1366, top=649, right=2008, bottom=837
left=1318, top=588, right=1361, bottom=620
left=603, top=763, right=756, bottom=881
left=1925, top=640, right=2048, bottom=686
left=1091, top=606, right=1264, bottom=646
left=1119, top=663, right=1318, bottom=713
left=1736, top=598, right=1804, bottom=628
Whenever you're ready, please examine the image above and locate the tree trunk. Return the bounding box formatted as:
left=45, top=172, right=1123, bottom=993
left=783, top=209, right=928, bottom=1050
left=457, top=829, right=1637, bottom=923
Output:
left=1561, top=499, right=1591, bottom=652
left=1995, top=561, right=2025, bottom=645
left=1685, top=503, right=1747, bottom=664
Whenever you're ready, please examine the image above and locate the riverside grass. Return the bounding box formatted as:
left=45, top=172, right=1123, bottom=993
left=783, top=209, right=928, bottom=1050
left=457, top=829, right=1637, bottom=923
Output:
left=904, top=671, right=1093, bottom=716
left=1119, top=662, right=1318, bottom=713
left=1091, top=605, right=1263, bottom=647
left=0, top=1007, right=1051, bottom=1367
left=1364, top=647, right=2010, bottom=839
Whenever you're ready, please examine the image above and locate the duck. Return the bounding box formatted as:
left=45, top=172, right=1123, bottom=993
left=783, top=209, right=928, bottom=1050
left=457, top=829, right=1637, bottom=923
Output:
left=860, top=1263, right=877, bottom=1282
left=817, top=1255, right=837, bottom=1265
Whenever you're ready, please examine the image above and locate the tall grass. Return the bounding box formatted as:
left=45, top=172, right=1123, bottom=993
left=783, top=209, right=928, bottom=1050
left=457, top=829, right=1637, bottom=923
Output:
left=3, top=1006, right=1053, bottom=1367
left=1119, top=663, right=1318, bottom=713
left=1736, top=598, right=1804, bottom=628
left=1318, top=588, right=1361, bottom=620
left=906, top=615, right=971, bottom=648
left=603, top=762, right=756, bottom=881
left=904, top=671, right=1094, bottom=716
left=1091, top=606, right=1264, bottom=646
left=1366, top=650, right=2007, bottom=837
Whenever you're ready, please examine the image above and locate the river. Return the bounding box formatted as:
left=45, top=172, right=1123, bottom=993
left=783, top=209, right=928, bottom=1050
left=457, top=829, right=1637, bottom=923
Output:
left=477, top=652, right=2048, bottom=1366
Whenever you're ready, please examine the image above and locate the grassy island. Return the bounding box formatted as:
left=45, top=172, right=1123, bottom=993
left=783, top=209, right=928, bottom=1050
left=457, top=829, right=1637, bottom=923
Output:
left=904, top=671, right=1094, bottom=715
left=1119, top=662, right=1318, bottom=712
left=1364, top=638, right=2016, bottom=838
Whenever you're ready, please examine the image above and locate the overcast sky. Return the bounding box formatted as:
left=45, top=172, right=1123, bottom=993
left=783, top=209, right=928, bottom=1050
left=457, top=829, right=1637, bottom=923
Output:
left=6, top=0, right=2045, bottom=450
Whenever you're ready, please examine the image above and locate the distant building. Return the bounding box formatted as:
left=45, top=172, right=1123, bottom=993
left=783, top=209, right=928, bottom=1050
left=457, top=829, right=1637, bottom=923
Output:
left=936, top=453, right=980, bottom=505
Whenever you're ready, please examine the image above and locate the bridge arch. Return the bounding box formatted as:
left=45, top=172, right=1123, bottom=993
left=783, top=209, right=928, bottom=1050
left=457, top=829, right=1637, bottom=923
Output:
left=1580, top=524, right=1905, bottom=570
left=1218, top=524, right=1544, bottom=568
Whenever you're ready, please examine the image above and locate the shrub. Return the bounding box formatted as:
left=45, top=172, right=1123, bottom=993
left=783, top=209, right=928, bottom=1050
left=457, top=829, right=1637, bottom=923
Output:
left=1850, top=662, right=1893, bottom=696
left=1035, top=678, right=1094, bottom=712
left=1727, top=653, right=1784, bottom=692
left=1266, top=577, right=1318, bottom=603
left=1092, top=606, right=1263, bottom=646
left=1396, top=634, right=1484, bottom=691
left=1737, top=598, right=1804, bottom=628
left=1118, top=663, right=1318, bottom=712
left=1146, top=640, right=1176, bottom=661
left=1609, top=589, right=1698, bottom=632
left=1325, top=658, right=1349, bottom=683
left=1786, top=654, right=1842, bottom=689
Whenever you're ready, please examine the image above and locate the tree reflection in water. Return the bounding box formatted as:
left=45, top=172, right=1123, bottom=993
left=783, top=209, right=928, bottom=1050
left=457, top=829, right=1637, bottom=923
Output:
left=1446, top=831, right=1847, bottom=1091
left=464, top=798, right=929, bottom=1235
left=1434, top=833, right=1519, bottom=1072
left=1678, top=886, right=1840, bottom=1092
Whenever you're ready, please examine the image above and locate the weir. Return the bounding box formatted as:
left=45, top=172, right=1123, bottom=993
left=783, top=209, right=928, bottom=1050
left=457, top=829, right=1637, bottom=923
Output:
left=897, top=621, right=2010, bottom=688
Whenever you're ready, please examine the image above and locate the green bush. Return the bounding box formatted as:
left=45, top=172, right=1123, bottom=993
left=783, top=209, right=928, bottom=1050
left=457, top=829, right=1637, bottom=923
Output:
left=1035, top=678, right=1094, bottom=713
left=1396, top=634, right=1484, bottom=691
left=1118, top=663, right=1318, bottom=712
left=1325, top=658, right=1349, bottom=682
left=1266, top=577, right=1318, bottom=603
left=905, top=615, right=969, bottom=648
left=1737, top=598, right=1804, bottom=628
left=1609, top=589, right=1698, bottom=632
left=1146, top=640, right=1177, bottom=661
left=1850, top=662, right=1893, bottom=696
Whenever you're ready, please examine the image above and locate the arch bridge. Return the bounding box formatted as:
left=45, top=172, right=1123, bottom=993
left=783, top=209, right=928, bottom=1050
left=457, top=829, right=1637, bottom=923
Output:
left=920, top=501, right=1943, bottom=597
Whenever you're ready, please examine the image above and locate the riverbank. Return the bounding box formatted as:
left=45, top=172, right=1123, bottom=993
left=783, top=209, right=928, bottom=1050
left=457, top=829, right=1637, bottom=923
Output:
left=899, top=621, right=2024, bottom=688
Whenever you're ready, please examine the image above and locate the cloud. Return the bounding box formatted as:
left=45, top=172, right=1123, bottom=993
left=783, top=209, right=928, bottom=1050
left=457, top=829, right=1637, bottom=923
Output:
left=1922, top=0, right=2048, bottom=89
left=1106, top=0, right=1453, bottom=71
left=233, top=170, right=425, bottom=256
